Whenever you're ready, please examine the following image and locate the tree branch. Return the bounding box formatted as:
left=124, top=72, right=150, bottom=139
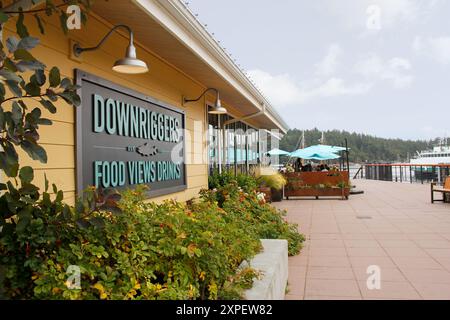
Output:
left=0, top=94, right=46, bottom=106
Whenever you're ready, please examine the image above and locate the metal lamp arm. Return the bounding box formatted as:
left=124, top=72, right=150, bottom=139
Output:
left=184, top=88, right=219, bottom=103
left=74, top=25, right=133, bottom=56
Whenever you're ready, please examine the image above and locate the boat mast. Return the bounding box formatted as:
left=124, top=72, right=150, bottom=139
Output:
left=301, top=130, right=305, bottom=149
left=319, top=131, right=326, bottom=145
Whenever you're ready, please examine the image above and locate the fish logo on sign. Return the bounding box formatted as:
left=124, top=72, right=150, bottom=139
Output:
left=137, top=143, right=159, bottom=157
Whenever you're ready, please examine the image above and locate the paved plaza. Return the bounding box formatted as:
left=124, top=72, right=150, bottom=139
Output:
left=274, top=180, right=450, bottom=300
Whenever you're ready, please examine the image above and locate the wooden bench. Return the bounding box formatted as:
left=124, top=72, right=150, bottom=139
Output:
left=431, top=177, right=450, bottom=203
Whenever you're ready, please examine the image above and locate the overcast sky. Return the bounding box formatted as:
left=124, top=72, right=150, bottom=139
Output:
left=187, top=0, right=450, bottom=140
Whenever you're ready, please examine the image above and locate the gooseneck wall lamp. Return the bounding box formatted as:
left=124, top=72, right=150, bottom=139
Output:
left=183, top=88, right=227, bottom=114
left=73, top=25, right=149, bottom=74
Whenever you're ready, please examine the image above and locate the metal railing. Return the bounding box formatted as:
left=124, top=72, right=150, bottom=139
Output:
left=353, top=164, right=450, bottom=185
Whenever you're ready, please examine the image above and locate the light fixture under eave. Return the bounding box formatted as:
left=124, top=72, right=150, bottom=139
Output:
left=73, top=24, right=148, bottom=74
left=183, top=88, right=227, bottom=114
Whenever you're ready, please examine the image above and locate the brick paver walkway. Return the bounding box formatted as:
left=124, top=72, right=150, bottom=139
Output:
left=274, top=180, right=450, bottom=300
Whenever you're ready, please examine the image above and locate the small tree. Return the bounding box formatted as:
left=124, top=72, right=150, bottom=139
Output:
left=0, top=0, right=109, bottom=299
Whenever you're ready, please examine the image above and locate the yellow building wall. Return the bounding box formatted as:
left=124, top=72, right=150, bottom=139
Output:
left=2, top=12, right=211, bottom=204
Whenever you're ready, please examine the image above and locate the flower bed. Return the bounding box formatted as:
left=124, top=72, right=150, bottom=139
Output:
left=1, top=172, right=304, bottom=300
left=207, top=171, right=305, bottom=256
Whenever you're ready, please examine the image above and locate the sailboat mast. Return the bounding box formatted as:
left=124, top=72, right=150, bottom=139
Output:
left=302, top=130, right=305, bottom=149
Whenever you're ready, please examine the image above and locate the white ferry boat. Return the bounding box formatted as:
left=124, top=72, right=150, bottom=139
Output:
left=410, top=139, right=450, bottom=165
left=410, top=139, right=450, bottom=180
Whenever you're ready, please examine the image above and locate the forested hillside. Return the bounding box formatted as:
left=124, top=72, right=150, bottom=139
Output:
left=279, top=128, right=436, bottom=163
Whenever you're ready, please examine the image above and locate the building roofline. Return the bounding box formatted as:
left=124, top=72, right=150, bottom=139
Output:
left=134, top=0, right=289, bottom=133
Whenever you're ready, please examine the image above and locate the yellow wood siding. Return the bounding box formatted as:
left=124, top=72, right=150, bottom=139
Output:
left=2, top=11, right=211, bottom=204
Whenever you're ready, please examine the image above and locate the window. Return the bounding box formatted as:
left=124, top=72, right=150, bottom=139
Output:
left=207, top=111, right=268, bottom=175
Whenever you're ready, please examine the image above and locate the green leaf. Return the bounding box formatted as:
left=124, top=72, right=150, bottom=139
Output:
left=18, top=37, right=40, bottom=50
left=81, top=11, right=88, bottom=25
left=39, top=99, right=57, bottom=113
left=16, top=11, right=30, bottom=39
left=20, top=140, right=48, bottom=164
left=24, top=130, right=39, bottom=142
left=16, top=209, right=32, bottom=233
left=11, top=102, right=22, bottom=124
left=16, top=60, right=45, bottom=72
left=6, top=36, right=19, bottom=53
left=46, top=89, right=58, bottom=101
left=60, top=78, right=72, bottom=89
left=2, top=58, right=18, bottom=72
left=89, top=217, right=105, bottom=229
left=62, top=204, right=72, bottom=220
left=75, top=200, right=85, bottom=215
left=49, top=67, right=60, bottom=87
left=0, top=11, right=9, bottom=24
left=0, top=142, right=19, bottom=177
left=59, top=12, right=68, bottom=34
left=34, top=14, right=45, bottom=34
left=34, top=69, right=46, bottom=86
left=37, top=118, right=52, bottom=125
left=44, top=173, right=49, bottom=192
left=5, top=80, right=22, bottom=97
left=59, top=91, right=81, bottom=106
left=55, top=190, right=63, bottom=203
left=30, top=107, right=41, bottom=120
left=24, top=82, right=41, bottom=96
left=14, top=49, right=35, bottom=61
left=19, top=183, right=40, bottom=196
left=19, top=166, right=34, bottom=184
left=0, top=69, right=21, bottom=82
left=0, top=83, right=4, bottom=101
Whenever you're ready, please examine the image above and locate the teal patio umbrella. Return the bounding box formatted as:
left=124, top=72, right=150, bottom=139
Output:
left=300, top=145, right=347, bottom=154
left=290, top=144, right=343, bottom=160
left=290, top=149, right=341, bottom=160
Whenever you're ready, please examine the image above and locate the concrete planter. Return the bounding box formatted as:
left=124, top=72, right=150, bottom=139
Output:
left=242, top=239, right=288, bottom=300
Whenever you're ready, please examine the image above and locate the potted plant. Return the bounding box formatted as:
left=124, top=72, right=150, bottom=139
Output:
left=257, top=172, right=287, bottom=202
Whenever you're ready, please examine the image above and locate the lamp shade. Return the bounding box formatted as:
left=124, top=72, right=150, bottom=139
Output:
left=208, top=92, right=227, bottom=114
left=208, top=105, right=228, bottom=114
left=112, top=44, right=148, bottom=74
left=112, top=57, right=148, bottom=74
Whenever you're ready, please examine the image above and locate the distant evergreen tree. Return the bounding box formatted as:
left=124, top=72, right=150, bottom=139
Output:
left=279, top=128, right=436, bottom=163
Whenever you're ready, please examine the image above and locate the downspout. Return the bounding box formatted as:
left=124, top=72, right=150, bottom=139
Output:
left=220, top=104, right=266, bottom=174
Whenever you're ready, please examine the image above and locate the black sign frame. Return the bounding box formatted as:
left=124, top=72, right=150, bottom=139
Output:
left=75, top=69, right=187, bottom=198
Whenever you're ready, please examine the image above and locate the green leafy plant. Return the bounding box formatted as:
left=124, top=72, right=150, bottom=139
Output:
left=25, top=186, right=261, bottom=300
left=0, top=173, right=122, bottom=299
left=0, top=1, right=89, bottom=176
left=336, top=181, right=350, bottom=189
left=204, top=173, right=305, bottom=256
left=0, top=0, right=93, bottom=299
left=257, top=173, right=287, bottom=191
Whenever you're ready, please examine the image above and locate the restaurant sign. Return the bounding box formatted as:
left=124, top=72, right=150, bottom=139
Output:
left=75, top=70, right=186, bottom=198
